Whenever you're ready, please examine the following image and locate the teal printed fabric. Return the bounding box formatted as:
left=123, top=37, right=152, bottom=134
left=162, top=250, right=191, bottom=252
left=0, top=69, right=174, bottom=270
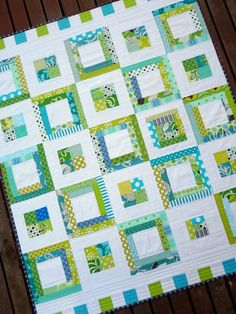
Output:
left=0, top=0, right=236, bottom=313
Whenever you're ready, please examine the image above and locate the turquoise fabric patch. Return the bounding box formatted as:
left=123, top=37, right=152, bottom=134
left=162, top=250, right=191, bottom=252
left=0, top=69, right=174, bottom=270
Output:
left=123, top=289, right=138, bottom=305
left=173, top=274, right=188, bottom=289
left=74, top=304, right=88, bottom=314
left=223, top=259, right=236, bottom=274
left=101, top=3, right=115, bottom=16
left=57, top=18, right=71, bottom=30
left=14, top=32, right=27, bottom=45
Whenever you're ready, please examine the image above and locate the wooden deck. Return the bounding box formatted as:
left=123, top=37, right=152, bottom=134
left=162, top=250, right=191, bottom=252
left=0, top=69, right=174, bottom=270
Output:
left=0, top=0, right=236, bottom=313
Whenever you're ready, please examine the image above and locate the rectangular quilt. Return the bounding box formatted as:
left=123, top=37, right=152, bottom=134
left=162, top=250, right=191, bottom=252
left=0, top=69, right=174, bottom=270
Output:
left=0, top=0, right=236, bottom=313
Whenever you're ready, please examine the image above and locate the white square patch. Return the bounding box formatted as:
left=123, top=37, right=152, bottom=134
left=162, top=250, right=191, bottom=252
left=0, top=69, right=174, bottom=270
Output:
left=137, top=69, right=165, bottom=98
left=71, top=191, right=100, bottom=223
left=46, top=99, right=73, bottom=128
left=0, top=70, right=15, bottom=95
left=78, top=41, right=105, bottom=68
left=104, top=128, right=133, bottom=159
left=231, top=202, right=236, bottom=220
left=167, top=11, right=200, bottom=39
left=133, top=228, right=163, bottom=258
left=12, top=159, right=40, bottom=190
left=167, top=161, right=197, bottom=193
left=37, top=257, right=67, bottom=289
left=199, top=99, right=229, bottom=129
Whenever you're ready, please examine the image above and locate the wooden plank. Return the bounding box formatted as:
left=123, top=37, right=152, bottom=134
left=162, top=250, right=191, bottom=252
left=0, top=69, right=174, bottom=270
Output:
left=197, top=0, right=236, bottom=97
left=0, top=255, right=13, bottom=314
left=206, top=0, right=236, bottom=79
left=96, top=0, right=113, bottom=5
left=60, top=0, right=80, bottom=16
left=115, top=306, right=132, bottom=313
left=7, top=0, right=30, bottom=31
left=24, top=0, right=46, bottom=26
left=0, top=186, right=32, bottom=314
left=189, top=285, right=215, bottom=314
left=207, top=278, right=235, bottom=314
left=0, top=0, right=14, bottom=36
left=225, top=0, right=236, bottom=29
left=169, top=291, right=194, bottom=314
left=131, top=301, right=152, bottom=314
left=41, top=0, right=63, bottom=21
left=150, top=296, right=173, bottom=314
left=226, top=275, right=236, bottom=308
left=77, top=0, right=96, bottom=11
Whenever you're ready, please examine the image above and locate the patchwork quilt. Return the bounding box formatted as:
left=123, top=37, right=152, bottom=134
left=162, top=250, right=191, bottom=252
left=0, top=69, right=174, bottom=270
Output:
left=0, top=0, right=236, bottom=313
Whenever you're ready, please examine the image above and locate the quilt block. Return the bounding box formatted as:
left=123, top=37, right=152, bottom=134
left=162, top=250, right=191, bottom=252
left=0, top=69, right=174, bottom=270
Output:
left=0, top=0, right=236, bottom=313
left=34, top=55, right=61, bottom=83
left=65, top=27, right=120, bottom=81
left=122, top=25, right=151, bottom=53
left=118, top=212, right=180, bottom=275
left=1, top=144, right=54, bottom=204
left=84, top=241, right=115, bottom=274
left=122, top=56, right=180, bottom=112
left=0, top=113, right=27, bottom=142
left=23, top=241, right=81, bottom=304
left=0, top=56, right=30, bottom=107
left=57, top=176, right=115, bottom=237
left=24, top=206, right=53, bottom=238
left=32, top=85, right=87, bottom=141
left=151, top=147, right=212, bottom=208
left=152, top=0, right=209, bottom=52
left=90, top=115, right=148, bottom=174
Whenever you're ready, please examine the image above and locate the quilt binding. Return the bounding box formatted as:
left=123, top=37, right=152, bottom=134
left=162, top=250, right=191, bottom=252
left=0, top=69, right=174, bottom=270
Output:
left=0, top=0, right=235, bottom=313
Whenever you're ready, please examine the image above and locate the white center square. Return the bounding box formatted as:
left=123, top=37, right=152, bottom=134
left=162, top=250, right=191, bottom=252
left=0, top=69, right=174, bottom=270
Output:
left=231, top=202, right=236, bottom=220
left=46, top=99, right=73, bottom=128
left=199, top=99, right=229, bottom=129
left=37, top=257, right=67, bottom=289
left=166, top=161, right=197, bottom=193
left=12, top=159, right=40, bottom=190
left=133, top=228, right=163, bottom=258
left=0, top=70, right=16, bottom=95
left=137, top=69, right=165, bottom=98
left=167, top=11, right=200, bottom=39
left=104, top=128, right=134, bottom=159
left=71, top=191, right=100, bottom=223
left=78, top=41, right=106, bottom=68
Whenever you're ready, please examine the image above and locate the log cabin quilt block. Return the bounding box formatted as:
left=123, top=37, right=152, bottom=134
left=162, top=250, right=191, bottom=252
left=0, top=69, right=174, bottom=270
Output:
left=0, top=0, right=236, bottom=313
left=0, top=56, right=30, bottom=107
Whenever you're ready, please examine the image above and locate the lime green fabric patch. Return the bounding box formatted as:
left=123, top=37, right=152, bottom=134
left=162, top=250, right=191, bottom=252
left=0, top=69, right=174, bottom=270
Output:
left=198, top=267, right=213, bottom=282
left=0, top=38, right=5, bottom=50
left=99, top=296, right=114, bottom=312
left=148, top=281, right=163, bottom=297
left=36, top=25, right=49, bottom=37
left=80, top=11, right=93, bottom=23
left=124, top=0, right=137, bottom=8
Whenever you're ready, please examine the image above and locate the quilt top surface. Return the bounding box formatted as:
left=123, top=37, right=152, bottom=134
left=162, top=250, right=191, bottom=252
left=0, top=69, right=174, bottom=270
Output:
left=0, top=0, right=236, bottom=313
